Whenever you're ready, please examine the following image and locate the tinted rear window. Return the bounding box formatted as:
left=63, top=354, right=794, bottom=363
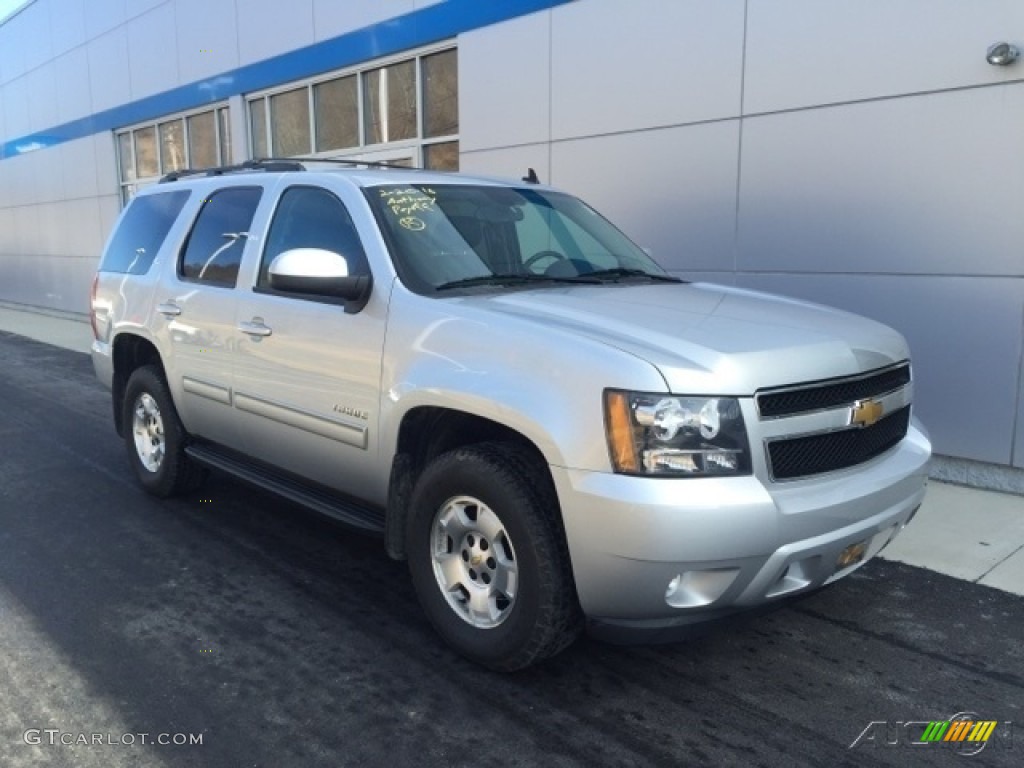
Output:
left=99, top=191, right=190, bottom=274
left=179, top=187, right=263, bottom=288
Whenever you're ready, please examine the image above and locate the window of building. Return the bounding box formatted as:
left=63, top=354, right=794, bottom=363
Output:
left=159, top=119, right=186, bottom=173
left=270, top=88, right=312, bottom=157
left=363, top=59, right=417, bottom=144
left=116, top=105, right=231, bottom=206
left=314, top=76, right=359, bottom=152
left=179, top=187, right=263, bottom=288
left=247, top=44, right=459, bottom=171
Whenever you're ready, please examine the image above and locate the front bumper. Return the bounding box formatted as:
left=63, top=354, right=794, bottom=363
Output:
left=551, top=423, right=930, bottom=639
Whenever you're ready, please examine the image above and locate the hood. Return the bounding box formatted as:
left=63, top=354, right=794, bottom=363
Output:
left=457, top=282, right=909, bottom=394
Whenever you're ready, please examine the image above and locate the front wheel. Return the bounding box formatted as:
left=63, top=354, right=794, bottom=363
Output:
left=122, top=365, right=206, bottom=497
left=407, top=443, right=582, bottom=671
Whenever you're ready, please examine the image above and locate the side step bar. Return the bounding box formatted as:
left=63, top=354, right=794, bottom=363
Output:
left=185, top=443, right=385, bottom=534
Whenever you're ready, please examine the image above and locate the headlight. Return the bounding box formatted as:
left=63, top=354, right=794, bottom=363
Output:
left=604, top=390, right=751, bottom=476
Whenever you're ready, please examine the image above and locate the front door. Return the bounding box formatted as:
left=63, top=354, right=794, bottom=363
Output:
left=231, top=183, right=389, bottom=502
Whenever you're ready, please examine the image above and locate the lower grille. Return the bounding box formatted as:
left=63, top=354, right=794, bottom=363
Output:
left=767, top=405, right=911, bottom=481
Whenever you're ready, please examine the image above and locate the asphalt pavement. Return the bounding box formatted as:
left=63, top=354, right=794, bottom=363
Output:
left=0, top=330, right=1021, bottom=768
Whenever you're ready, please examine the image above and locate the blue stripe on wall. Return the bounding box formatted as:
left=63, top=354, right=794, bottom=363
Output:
left=1, top=0, right=574, bottom=160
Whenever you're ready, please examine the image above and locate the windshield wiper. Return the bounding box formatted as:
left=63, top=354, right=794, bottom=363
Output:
left=584, top=268, right=684, bottom=283
left=435, top=273, right=599, bottom=291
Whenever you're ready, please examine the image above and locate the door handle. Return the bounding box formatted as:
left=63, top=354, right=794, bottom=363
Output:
left=238, top=319, right=272, bottom=338
left=156, top=302, right=182, bottom=317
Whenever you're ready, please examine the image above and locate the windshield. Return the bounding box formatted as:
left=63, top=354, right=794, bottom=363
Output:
left=366, top=184, right=671, bottom=293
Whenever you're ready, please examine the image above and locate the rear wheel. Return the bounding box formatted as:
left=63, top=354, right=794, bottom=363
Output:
left=407, top=442, right=582, bottom=670
left=122, top=365, right=206, bottom=497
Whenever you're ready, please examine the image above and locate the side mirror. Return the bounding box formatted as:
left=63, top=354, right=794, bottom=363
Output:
left=268, top=248, right=372, bottom=313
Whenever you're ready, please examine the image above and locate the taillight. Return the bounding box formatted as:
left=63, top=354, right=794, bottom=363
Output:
left=89, top=274, right=99, bottom=340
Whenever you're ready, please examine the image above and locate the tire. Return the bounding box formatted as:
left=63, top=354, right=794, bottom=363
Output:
left=407, top=442, right=582, bottom=671
left=122, top=365, right=207, bottom=497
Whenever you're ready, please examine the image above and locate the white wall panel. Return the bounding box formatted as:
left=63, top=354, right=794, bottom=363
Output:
left=737, top=273, right=1024, bottom=465
left=20, top=2, right=53, bottom=74
left=93, top=135, right=119, bottom=196
left=128, top=3, right=179, bottom=99
left=236, top=0, right=314, bottom=67
left=53, top=47, right=92, bottom=124
left=175, top=0, right=238, bottom=85
left=85, top=0, right=127, bottom=41
left=49, top=0, right=87, bottom=58
left=60, top=137, right=99, bottom=199
left=35, top=142, right=64, bottom=203
left=0, top=9, right=28, bottom=83
left=0, top=207, right=13, bottom=251
left=65, top=197, right=105, bottom=258
left=1, top=76, right=30, bottom=140
left=0, top=155, right=23, bottom=207
left=0, top=252, right=98, bottom=312
left=458, top=10, right=551, bottom=152
left=87, top=27, right=131, bottom=113
left=10, top=150, right=55, bottom=206
left=127, top=0, right=169, bottom=17
left=745, top=0, right=1024, bottom=115
left=12, top=204, right=40, bottom=255
left=551, top=121, right=740, bottom=273
left=35, top=202, right=63, bottom=256
left=97, top=193, right=121, bottom=250
left=26, top=64, right=59, bottom=135
left=313, top=0, right=413, bottom=42
left=550, top=0, right=745, bottom=140
left=460, top=143, right=551, bottom=188
left=8, top=161, right=30, bottom=207
left=738, top=85, right=1024, bottom=277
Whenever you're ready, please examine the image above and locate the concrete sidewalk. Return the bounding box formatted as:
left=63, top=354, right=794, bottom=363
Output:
left=883, top=481, right=1024, bottom=595
left=0, top=300, right=1021, bottom=598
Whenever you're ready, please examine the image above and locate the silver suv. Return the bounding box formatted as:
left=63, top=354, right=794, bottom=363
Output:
left=90, top=159, right=931, bottom=670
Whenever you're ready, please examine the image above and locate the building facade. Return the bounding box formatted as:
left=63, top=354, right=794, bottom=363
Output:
left=1, top=0, right=1022, bottom=472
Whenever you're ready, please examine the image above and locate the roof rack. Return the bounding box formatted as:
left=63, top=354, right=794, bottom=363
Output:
left=298, top=157, right=419, bottom=170
left=159, top=158, right=304, bottom=183
left=158, top=155, right=438, bottom=184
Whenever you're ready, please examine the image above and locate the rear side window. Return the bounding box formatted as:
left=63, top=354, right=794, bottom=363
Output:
left=99, top=190, right=190, bottom=274
left=179, top=187, right=263, bottom=288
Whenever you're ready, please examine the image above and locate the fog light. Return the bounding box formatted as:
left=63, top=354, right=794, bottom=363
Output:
left=665, top=568, right=739, bottom=608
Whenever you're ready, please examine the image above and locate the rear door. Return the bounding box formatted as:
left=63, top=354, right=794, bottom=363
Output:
left=157, top=185, right=264, bottom=445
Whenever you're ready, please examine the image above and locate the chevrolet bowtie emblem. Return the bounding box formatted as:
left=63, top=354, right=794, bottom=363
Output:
left=849, top=399, right=884, bottom=428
